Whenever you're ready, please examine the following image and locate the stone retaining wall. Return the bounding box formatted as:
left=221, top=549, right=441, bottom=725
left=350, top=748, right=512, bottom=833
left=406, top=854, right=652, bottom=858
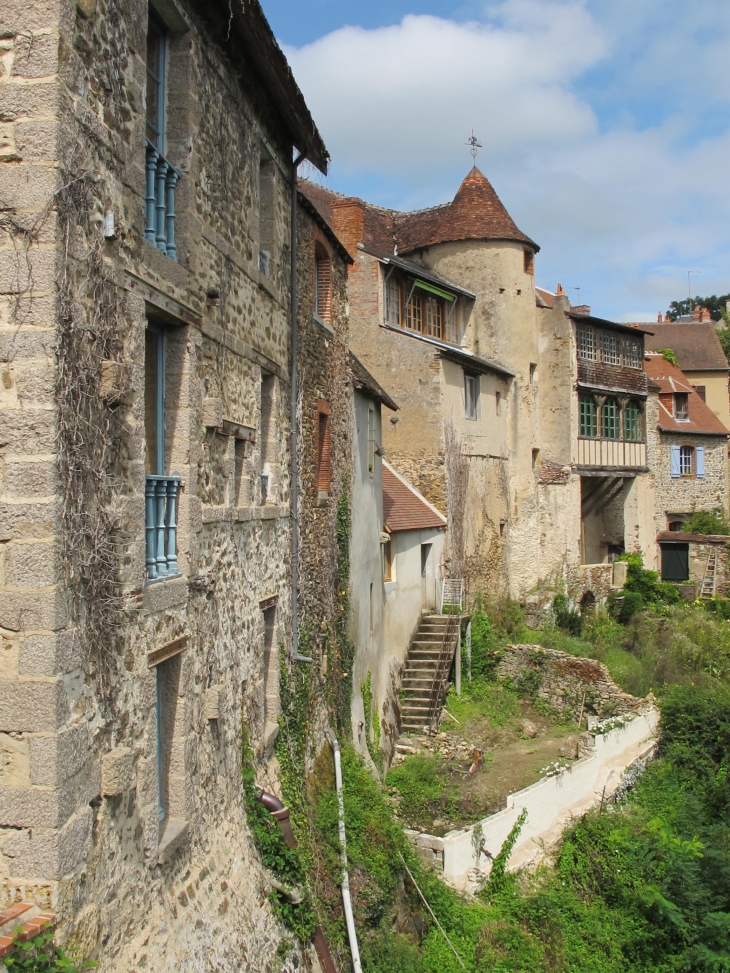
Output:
left=497, top=643, right=640, bottom=717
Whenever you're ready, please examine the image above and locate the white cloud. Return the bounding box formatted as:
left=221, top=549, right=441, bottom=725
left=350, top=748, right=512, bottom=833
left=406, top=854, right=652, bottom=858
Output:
left=285, top=0, right=730, bottom=318
left=283, top=1, right=607, bottom=175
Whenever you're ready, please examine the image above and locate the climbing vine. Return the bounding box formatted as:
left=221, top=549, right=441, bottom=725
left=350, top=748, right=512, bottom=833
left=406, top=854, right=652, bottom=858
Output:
left=54, top=154, right=127, bottom=699
left=328, top=490, right=355, bottom=734
left=361, top=670, right=382, bottom=770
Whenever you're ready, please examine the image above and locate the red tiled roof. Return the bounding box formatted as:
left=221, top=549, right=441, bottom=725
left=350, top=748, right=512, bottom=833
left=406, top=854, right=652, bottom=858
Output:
left=298, top=167, right=538, bottom=257
left=644, top=323, right=728, bottom=372
left=382, top=462, right=447, bottom=533
left=644, top=355, right=729, bottom=436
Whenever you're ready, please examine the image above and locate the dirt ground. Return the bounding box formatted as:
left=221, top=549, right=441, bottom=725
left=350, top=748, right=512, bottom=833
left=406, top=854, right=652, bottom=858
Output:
left=390, top=697, right=581, bottom=835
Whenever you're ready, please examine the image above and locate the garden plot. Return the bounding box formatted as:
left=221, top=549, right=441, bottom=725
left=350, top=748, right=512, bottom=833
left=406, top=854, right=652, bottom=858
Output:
left=388, top=682, right=582, bottom=835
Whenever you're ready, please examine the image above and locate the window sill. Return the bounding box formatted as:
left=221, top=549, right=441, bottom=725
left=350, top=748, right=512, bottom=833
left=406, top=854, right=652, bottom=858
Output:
left=316, top=490, right=329, bottom=507
left=384, top=580, right=397, bottom=593
left=313, top=312, right=334, bottom=335
left=144, top=574, right=188, bottom=612
left=157, top=817, right=189, bottom=865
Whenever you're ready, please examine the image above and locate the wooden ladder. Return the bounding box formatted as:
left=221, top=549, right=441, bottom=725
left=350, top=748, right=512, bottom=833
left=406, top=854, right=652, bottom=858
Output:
left=701, top=550, right=717, bottom=598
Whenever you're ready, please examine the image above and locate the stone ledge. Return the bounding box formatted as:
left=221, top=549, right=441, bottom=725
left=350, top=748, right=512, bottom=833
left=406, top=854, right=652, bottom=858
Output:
left=157, top=817, right=189, bottom=865
left=143, top=575, right=188, bottom=613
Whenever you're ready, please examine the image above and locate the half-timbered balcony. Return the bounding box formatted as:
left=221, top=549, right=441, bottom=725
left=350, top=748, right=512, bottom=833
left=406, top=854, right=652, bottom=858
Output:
left=577, top=438, right=647, bottom=468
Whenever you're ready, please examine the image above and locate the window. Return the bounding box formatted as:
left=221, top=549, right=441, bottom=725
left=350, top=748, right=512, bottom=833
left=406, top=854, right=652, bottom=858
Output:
left=495, top=390, right=502, bottom=416
left=367, top=404, right=376, bottom=476
left=444, top=300, right=460, bottom=344
left=259, top=146, right=275, bottom=277
left=671, top=444, right=704, bottom=478
left=529, top=363, right=537, bottom=385
left=680, top=445, right=694, bottom=475
left=532, top=448, right=540, bottom=469
left=623, top=402, right=642, bottom=441
left=383, top=538, right=393, bottom=582
left=385, top=277, right=401, bottom=325
left=523, top=250, right=534, bottom=275
left=316, top=402, right=331, bottom=495
left=405, top=291, right=422, bottom=332
left=262, top=604, right=278, bottom=732
left=579, top=396, right=597, bottom=438
left=260, top=372, right=277, bottom=504
left=144, top=8, right=179, bottom=259
left=623, top=336, right=641, bottom=369
left=315, top=244, right=332, bottom=322
left=464, top=373, right=478, bottom=420
left=601, top=398, right=619, bottom=439
left=674, top=393, right=689, bottom=421
left=424, top=296, right=442, bottom=339
left=145, top=321, right=181, bottom=580
left=155, top=650, right=183, bottom=825
left=146, top=11, right=166, bottom=152
left=601, top=332, right=620, bottom=365
left=577, top=325, right=597, bottom=361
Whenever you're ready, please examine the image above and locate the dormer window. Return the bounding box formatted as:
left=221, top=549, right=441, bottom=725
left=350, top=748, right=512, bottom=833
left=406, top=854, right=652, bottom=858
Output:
left=674, top=393, right=689, bottom=421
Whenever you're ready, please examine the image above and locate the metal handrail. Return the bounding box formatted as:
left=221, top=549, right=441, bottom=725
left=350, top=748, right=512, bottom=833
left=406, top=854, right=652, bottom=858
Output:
left=426, top=613, right=460, bottom=734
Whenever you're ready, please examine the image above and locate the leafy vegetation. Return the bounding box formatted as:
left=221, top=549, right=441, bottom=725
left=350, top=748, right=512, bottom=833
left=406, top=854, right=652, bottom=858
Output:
left=655, top=347, right=678, bottom=365
left=683, top=508, right=730, bottom=536
left=2, top=931, right=97, bottom=972
left=665, top=294, right=730, bottom=321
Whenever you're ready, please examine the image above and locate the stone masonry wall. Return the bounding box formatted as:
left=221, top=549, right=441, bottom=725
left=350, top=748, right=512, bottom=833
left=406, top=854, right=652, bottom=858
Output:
left=295, top=202, right=352, bottom=745
left=647, top=419, right=729, bottom=536
left=0, top=0, right=309, bottom=969
left=497, top=644, right=640, bottom=718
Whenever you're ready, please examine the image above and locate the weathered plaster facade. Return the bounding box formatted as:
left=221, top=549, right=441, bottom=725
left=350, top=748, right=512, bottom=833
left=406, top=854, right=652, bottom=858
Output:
left=0, top=0, right=329, bottom=967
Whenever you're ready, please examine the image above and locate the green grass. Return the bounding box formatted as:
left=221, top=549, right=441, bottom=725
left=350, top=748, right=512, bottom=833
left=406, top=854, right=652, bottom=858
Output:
left=447, top=679, right=520, bottom=727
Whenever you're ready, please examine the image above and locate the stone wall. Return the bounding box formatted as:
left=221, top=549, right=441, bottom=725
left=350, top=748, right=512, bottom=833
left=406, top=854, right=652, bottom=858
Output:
left=647, top=418, right=729, bottom=536
left=0, top=0, right=314, bottom=968
left=295, top=199, right=353, bottom=741
left=497, top=644, right=640, bottom=718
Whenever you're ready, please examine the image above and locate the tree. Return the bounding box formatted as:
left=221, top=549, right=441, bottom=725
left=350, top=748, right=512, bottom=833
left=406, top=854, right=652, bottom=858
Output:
left=665, top=294, right=730, bottom=321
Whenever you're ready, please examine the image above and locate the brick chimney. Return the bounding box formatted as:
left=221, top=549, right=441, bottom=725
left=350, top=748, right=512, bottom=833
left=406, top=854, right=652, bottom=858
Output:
left=657, top=312, right=663, bottom=322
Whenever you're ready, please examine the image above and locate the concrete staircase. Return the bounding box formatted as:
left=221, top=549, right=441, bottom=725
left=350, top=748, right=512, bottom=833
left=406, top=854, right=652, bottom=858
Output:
left=399, top=614, right=459, bottom=734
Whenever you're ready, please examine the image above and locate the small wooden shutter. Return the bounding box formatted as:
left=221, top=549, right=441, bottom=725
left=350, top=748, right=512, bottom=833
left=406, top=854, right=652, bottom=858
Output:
left=670, top=444, right=680, bottom=478
left=316, top=257, right=332, bottom=322
left=696, top=446, right=705, bottom=477
left=316, top=403, right=331, bottom=493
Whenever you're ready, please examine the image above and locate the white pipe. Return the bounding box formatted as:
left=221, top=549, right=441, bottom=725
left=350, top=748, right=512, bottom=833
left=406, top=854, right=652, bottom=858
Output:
left=326, top=729, right=362, bottom=973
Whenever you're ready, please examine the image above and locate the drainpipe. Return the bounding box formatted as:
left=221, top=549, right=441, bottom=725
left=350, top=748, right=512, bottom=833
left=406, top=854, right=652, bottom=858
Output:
left=255, top=788, right=338, bottom=973
left=325, top=729, right=363, bottom=973
left=289, top=150, right=311, bottom=663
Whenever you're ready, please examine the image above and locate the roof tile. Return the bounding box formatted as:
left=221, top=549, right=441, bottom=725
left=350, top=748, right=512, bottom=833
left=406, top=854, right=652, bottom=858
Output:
left=644, top=355, right=730, bottom=436
left=644, top=323, right=728, bottom=371
left=382, top=462, right=447, bottom=532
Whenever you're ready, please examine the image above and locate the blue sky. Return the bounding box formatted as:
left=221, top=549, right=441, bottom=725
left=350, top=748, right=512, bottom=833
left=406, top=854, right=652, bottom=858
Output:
left=266, top=0, right=730, bottom=322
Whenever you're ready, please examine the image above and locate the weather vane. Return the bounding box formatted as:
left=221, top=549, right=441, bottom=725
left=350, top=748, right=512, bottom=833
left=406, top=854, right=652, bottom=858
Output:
left=466, top=130, right=482, bottom=163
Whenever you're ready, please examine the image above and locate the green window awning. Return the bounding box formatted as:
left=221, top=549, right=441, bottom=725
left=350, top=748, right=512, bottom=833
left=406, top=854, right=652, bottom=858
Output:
left=413, top=279, right=457, bottom=302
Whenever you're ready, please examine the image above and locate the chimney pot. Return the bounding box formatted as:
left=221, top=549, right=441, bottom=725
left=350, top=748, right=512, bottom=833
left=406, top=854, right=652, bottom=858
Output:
left=657, top=312, right=663, bottom=322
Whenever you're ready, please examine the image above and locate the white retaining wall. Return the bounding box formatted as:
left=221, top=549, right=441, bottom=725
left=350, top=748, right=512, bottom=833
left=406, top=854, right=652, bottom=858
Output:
left=408, top=705, right=659, bottom=890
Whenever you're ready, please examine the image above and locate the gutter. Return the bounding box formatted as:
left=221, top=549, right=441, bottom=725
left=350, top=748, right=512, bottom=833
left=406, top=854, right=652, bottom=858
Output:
left=289, top=152, right=312, bottom=663
left=255, top=789, right=338, bottom=973
left=326, top=729, right=363, bottom=973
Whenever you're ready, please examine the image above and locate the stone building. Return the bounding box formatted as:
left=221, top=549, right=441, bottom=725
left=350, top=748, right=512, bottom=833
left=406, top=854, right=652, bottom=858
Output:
left=300, top=170, right=656, bottom=606
left=644, top=353, right=730, bottom=582
left=0, top=0, right=331, bottom=967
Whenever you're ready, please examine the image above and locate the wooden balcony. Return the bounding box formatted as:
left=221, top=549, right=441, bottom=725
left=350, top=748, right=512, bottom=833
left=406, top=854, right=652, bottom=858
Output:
left=577, top=438, right=646, bottom=470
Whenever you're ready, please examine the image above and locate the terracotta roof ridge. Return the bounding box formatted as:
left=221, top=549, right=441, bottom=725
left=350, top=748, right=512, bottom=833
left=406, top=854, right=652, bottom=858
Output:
left=382, top=460, right=447, bottom=525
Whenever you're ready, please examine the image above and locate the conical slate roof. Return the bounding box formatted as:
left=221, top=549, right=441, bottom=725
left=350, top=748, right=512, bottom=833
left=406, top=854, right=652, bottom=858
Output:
left=397, top=167, right=537, bottom=253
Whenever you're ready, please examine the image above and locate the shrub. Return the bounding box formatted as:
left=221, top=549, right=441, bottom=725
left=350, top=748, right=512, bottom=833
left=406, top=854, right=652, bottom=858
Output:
left=682, top=508, right=730, bottom=536
left=3, top=932, right=97, bottom=972
left=552, top=594, right=583, bottom=636
left=617, top=552, right=681, bottom=606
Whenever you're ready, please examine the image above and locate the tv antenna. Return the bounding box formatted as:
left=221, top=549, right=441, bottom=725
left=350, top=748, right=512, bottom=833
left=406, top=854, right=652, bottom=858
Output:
left=687, top=270, right=701, bottom=313
left=570, top=286, right=581, bottom=304
left=466, top=130, right=482, bottom=163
